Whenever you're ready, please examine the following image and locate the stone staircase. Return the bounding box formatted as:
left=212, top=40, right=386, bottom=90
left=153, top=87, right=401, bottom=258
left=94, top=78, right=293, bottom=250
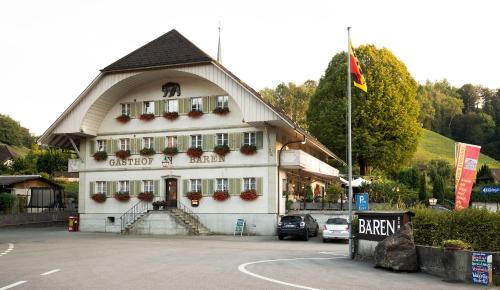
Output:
left=170, top=208, right=211, bottom=235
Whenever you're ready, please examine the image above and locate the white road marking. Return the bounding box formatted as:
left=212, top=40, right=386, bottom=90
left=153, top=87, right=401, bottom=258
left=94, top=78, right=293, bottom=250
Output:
left=238, top=257, right=342, bottom=290
left=40, top=269, right=61, bottom=276
left=0, top=243, right=14, bottom=257
left=319, top=251, right=348, bottom=256
left=0, top=281, right=27, bottom=290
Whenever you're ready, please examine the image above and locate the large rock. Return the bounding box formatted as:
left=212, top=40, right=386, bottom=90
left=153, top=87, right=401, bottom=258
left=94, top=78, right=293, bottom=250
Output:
left=374, top=222, right=418, bottom=271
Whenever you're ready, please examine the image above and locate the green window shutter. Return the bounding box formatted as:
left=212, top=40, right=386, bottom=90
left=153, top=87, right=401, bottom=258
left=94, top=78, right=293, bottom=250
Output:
left=131, top=102, right=141, bottom=118
left=209, top=96, right=217, bottom=112
left=89, top=140, right=95, bottom=156
left=183, top=180, right=189, bottom=196
left=135, top=138, right=141, bottom=154
left=208, top=179, right=214, bottom=195
left=135, top=181, right=142, bottom=194
left=154, top=100, right=160, bottom=116
left=159, top=100, right=166, bottom=114
left=202, top=96, right=209, bottom=113
left=256, top=177, right=263, bottom=196
left=154, top=180, right=160, bottom=196
left=105, top=139, right=111, bottom=153
left=229, top=178, right=241, bottom=196
left=209, top=134, right=215, bottom=150
left=256, top=131, right=264, bottom=149
left=202, top=179, right=209, bottom=196
left=154, top=137, right=159, bottom=151
left=89, top=181, right=95, bottom=196
left=129, top=180, right=135, bottom=196
left=229, top=133, right=242, bottom=150
left=182, top=136, right=189, bottom=151
left=202, top=135, right=208, bottom=151
left=176, top=135, right=183, bottom=152
left=179, top=99, right=187, bottom=114
left=106, top=181, right=112, bottom=197
left=157, top=136, right=165, bottom=152
left=130, top=102, right=136, bottom=118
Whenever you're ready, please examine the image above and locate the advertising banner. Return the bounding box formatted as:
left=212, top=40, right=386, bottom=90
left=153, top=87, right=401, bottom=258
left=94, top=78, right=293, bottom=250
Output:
left=455, top=143, right=481, bottom=211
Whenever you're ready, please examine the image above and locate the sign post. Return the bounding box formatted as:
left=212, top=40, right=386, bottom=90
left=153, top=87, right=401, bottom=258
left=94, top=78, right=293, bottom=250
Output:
left=355, top=193, right=369, bottom=211
left=234, top=218, right=245, bottom=236
left=471, top=252, right=493, bottom=285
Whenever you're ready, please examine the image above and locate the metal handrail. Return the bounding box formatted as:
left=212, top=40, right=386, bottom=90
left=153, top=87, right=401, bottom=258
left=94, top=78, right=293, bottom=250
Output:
left=178, top=202, right=200, bottom=233
left=120, top=198, right=157, bottom=233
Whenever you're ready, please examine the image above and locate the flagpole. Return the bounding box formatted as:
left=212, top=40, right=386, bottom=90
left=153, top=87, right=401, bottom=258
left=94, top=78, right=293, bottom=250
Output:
left=347, top=27, right=354, bottom=259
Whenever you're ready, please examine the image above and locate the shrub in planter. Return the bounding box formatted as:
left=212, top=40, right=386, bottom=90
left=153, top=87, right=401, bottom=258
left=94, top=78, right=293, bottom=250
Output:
left=116, top=114, right=131, bottom=123
left=187, top=110, right=203, bottom=118
left=240, top=189, right=258, bottom=201
left=442, top=240, right=472, bottom=250
left=213, top=107, right=230, bottom=115
left=139, top=147, right=156, bottom=156
left=152, top=200, right=167, bottom=210
left=163, top=111, right=179, bottom=120
left=115, top=150, right=131, bottom=159
left=163, top=147, right=178, bottom=156
left=240, top=144, right=257, bottom=155
left=187, top=191, right=202, bottom=201
left=139, top=113, right=155, bottom=121
left=93, top=151, right=108, bottom=161
left=138, top=192, right=154, bottom=202
left=213, top=191, right=230, bottom=201
left=213, top=145, right=230, bottom=157
left=187, top=147, right=203, bottom=158
left=114, top=192, right=130, bottom=202
left=91, top=193, right=106, bottom=203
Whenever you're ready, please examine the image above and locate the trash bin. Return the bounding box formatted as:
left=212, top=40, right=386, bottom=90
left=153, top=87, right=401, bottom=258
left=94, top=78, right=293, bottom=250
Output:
left=68, top=216, right=79, bottom=232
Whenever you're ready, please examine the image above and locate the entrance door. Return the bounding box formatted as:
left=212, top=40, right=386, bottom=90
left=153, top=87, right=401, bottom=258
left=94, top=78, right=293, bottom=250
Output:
left=165, top=179, right=178, bottom=207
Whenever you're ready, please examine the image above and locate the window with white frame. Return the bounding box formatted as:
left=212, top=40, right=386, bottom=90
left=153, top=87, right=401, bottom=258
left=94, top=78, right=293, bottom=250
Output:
left=216, top=133, right=228, bottom=146
left=143, top=180, right=154, bottom=193
left=191, top=97, right=202, bottom=111
left=216, top=178, right=228, bottom=192
left=190, top=179, right=201, bottom=192
left=144, top=101, right=155, bottom=114
left=120, top=138, right=130, bottom=151
left=243, top=178, right=256, bottom=191
left=96, top=181, right=106, bottom=194
left=96, top=140, right=106, bottom=152
left=191, top=135, right=202, bottom=148
left=119, top=181, right=129, bottom=193
left=216, top=96, right=229, bottom=109
left=243, top=132, right=256, bottom=146
left=143, top=137, right=154, bottom=149
left=121, top=103, right=131, bottom=116
left=166, top=136, right=177, bottom=148
left=166, top=99, right=178, bottom=113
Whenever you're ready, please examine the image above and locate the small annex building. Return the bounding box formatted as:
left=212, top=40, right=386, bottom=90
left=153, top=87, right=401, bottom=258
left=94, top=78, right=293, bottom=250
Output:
left=39, top=29, right=344, bottom=234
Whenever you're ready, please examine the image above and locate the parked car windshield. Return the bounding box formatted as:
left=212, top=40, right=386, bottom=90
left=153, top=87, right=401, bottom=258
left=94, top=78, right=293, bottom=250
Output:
left=281, top=216, right=302, bottom=222
left=326, top=218, right=348, bottom=225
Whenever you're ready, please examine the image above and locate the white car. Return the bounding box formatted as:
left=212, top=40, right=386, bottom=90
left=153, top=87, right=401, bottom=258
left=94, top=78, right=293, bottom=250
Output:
left=322, top=217, right=349, bottom=242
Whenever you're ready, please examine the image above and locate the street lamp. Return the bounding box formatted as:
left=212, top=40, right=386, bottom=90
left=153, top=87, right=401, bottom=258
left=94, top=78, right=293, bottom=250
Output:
left=429, top=197, right=438, bottom=206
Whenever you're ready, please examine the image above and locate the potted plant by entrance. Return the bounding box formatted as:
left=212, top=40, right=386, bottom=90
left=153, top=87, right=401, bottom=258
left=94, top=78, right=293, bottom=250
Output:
left=139, top=147, right=156, bottom=156
left=115, top=150, right=131, bottom=159
left=163, top=111, right=179, bottom=120
left=240, top=144, right=257, bottom=155
left=213, top=145, right=230, bottom=157
left=212, top=107, right=230, bottom=115
left=116, top=114, right=131, bottom=123
left=187, top=191, right=203, bottom=201
left=139, top=113, right=155, bottom=121
left=240, top=189, right=258, bottom=201
left=114, top=191, right=130, bottom=202
left=152, top=200, right=167, bottom=210
left=187, top=109, right=203, bottom=118
left=93, top=151, right=108, bottom=161
left=213, top=191, right=230, bottom=201
left=187, top=147, right=203, bottom=158
left=138, top=192, right=154, bottom=202
left=91, top=193, right=106, bottom=203
left=163, top=147, right=178, bottom=156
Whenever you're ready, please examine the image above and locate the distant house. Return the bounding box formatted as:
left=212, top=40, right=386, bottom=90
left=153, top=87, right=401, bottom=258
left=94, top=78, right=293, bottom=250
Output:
left=491, top=169, right=500, bottom=183
left=0, top=144, right=17, bottom=167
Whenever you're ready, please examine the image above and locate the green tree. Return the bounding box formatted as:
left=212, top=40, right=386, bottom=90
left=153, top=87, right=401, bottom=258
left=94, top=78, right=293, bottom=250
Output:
left=432, top=175, right=445, bottom=200
left=476, top=164, right=494, bottom=184
left=458, top=84, right=488, bottom=114
left=0, top=114, right=35, bottom=147
left=451, top=112, right=495, bottom=145
left=418, top=172, right=427, bottom=201
left=307, top=45, right=421, bottom=175
left=427, top=159, right=453, bottom=187
left=325, top=182, right=343, bottom=203
left=36, top=148, right=70, bottom=175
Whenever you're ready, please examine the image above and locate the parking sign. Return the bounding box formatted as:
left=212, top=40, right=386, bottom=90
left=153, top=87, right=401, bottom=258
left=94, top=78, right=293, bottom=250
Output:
left=356, top=193, right=369, bottom=211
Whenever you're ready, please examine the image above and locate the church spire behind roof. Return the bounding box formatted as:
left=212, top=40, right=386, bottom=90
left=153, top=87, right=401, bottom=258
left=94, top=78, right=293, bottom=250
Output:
left=217, top=22, right=222, bottom=63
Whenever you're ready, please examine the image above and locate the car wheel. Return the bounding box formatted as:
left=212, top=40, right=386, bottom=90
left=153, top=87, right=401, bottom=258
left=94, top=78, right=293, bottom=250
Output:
left=278, top=235, right=284, bottom=240
left=303, top=230, right=309, bottom=241
left=323, top=238, right=327, bottom=243
left=314, top=226, right=319, bottom=237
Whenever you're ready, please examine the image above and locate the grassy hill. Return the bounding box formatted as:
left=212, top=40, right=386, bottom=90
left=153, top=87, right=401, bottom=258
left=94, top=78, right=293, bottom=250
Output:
left=413, top=129, right=500, bottom=168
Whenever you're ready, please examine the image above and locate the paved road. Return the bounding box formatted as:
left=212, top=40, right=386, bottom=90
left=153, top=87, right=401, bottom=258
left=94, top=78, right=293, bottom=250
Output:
left=0, top=227, right=488, bottom=290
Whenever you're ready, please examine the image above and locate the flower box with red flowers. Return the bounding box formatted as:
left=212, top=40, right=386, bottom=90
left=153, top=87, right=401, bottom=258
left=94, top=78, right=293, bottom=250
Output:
left=116, top=114, right=131, bottom=123
left=139, top=147, right=156, bottom=156
left=163, top=111, right=179, bottom=120
left=91, top=193, right=106, bottom=203
left=114, top=192, right=130, bottom=202
left=213, top=145, right=230, bottom=157
left=240, top=144, right=257, bottom=155
left=187, top=147, right=203, bottom=158
left=240, top=189, right=258, bottom=201
left=115, top=150, right=131, bottom=159
left=187, top=191, right=203, bottom=201
left=187, top=110, right=203, bottom=118
left=163, top=147, right=178, bottom=156
left=213, top=191, right=230, bottom=201
left=93, top=151, right=108, bottom=161
left=139, top=113, right=155, bottom=121
left=138, top=192, right=155, bottom=202
left=212, top=107, right=230, bottom=115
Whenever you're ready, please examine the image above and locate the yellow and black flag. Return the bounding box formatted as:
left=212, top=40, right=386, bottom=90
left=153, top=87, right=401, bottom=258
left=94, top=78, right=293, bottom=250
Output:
left=349, top=41, right=367, bottom=92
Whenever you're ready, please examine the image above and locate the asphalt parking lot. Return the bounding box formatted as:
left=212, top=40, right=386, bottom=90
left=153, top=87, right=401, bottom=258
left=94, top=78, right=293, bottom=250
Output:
left=0, top=227, right=488, bottom=290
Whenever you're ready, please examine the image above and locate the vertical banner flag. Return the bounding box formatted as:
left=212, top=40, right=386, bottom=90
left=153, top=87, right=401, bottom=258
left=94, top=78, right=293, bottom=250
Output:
left=349, top=41, right=367, bottom=92
left=454, top=142, right=481, bottom=211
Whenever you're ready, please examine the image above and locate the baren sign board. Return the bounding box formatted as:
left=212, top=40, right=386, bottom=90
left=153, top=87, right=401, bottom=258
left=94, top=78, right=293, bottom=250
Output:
left=357, top=211, right=414, bottom=241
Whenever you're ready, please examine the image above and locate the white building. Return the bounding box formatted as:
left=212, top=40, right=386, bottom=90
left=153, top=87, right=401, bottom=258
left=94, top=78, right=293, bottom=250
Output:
left=39, top=30, right=343, bottom=235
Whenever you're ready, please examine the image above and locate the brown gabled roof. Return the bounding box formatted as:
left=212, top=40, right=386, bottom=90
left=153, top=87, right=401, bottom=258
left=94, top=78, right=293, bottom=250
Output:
left=101, top=29, right=213, bottom=72
left=0, top=144, right=16, bottom=163
left=0, top=175, right=62, bottom=188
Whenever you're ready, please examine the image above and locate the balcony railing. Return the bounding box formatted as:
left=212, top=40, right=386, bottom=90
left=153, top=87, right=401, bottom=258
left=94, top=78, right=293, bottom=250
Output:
left=280, top=149, right=339, bottom=177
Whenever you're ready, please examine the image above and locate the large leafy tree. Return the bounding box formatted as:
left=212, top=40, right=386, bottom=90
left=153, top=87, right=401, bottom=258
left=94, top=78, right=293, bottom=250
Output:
left=0, top=114, right=34, bottom=147
left=307, top=45, right=420, bottom=175
left=451, top=112, right=495, bottom=145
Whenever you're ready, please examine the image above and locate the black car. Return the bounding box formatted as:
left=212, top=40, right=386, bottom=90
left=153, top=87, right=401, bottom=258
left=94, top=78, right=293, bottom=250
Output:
left=277, top=214, right=319, bottom=241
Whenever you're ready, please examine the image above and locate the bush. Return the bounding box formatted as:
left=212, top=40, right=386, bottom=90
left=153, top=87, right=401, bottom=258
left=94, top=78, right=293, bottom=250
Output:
left=325, top=183, right=343, bottom=203
left=0, top=192, right=16, bottom=213
left=442, top=239, right=472, bottom=250
left=395, top=167, right=420, bottom=189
